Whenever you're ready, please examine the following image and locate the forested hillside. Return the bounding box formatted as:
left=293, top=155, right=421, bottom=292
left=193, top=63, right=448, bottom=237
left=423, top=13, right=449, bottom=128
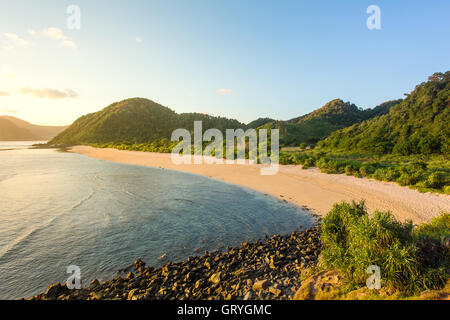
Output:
left=50, top=98, right=244, bottom=145
left=254, top=99, right=400, bottom=146
left=318, top=72, right=449, bottom=155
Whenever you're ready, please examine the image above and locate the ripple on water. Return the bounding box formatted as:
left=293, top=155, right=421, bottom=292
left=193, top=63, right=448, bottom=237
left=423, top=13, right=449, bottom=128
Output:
left=0, top=147, right=315, bottom=299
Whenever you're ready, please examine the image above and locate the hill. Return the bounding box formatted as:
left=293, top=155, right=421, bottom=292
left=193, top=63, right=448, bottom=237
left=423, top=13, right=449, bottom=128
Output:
left=0, top=116, right=68, bottom=140
left=50, top=98, right=245, bottom=145
left=245, top=117, right=276, bottom=129
left=0, top=116, right=67, bottom=141
left=51, top=97, right=402, bottom=147
left=253, top=99, right=400, bottom=146
left=0, top=118, right=40, bottom=140
left=318, top=72, right=450, bottom=155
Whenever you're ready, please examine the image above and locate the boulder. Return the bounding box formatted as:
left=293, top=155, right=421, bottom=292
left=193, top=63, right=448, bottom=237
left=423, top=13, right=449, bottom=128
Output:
left=127, top=288, right=139, bottom=300
left=252, top=279, right=270, bottom=291
left=209, top=272, right=222, bottom=285
left=45, top=283, right=66, bottom=299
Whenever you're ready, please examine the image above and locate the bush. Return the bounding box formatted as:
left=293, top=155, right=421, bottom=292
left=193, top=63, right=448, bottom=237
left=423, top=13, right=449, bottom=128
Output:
left=444, top=186, right=450, bottom=195
left=345, top=165, right=354, bottom=176
left=427, top=172, right=447, bottom=189
left=320, top=201, right=448, bottom=294
left=359, top=165, right=375, bottom=177
left=397, top=172, right=421, bottom=186
left=302, top=157, right=315, bottom=169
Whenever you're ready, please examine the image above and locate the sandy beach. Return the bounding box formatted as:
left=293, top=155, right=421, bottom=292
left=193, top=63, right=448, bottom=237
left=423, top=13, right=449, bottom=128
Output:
left=70, top=146, right=450, bottom=224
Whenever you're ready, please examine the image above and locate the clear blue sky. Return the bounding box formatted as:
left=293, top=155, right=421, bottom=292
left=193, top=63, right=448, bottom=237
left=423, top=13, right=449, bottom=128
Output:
left=0, top=0, right=449, bottom=125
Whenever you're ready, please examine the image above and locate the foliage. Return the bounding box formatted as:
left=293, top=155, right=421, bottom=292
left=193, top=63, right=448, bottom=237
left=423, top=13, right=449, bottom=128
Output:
left=50, top=98, right=244, bottom=145
left=279, top=149, right=450, bottom=193
left=318, top=72, right=450, bottom=156
left=320, top=201, right=449, bottom=294
left=259, top=99, right=400, bottom=147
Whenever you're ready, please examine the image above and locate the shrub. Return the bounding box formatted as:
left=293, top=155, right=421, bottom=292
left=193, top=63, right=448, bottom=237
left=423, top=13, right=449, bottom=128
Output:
left=345, top=165, right=354, bottom=176
left=397, top=172, right=421, bottom=186
left=302, top=157, right=316, bottom=169
left=320, top=201, right=448, bottom=294
left=359, top=165, right=375, bottom=177
left=415, top=214, right=450, bottom=271
left=427, top=171, right=447, bottom=189
left=444, top=186, right=450, bottom=195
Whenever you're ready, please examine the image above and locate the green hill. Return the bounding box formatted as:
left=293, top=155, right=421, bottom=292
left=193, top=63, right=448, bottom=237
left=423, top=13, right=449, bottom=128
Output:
left=50, top=98, right=244, bottom=145
left=245, top=117, right=276, bottom=129
left=254, top=99, right=400, bottom=146
left=51, top=97, right=402, bottom=147
left=318, top=72, right=450, bottom=155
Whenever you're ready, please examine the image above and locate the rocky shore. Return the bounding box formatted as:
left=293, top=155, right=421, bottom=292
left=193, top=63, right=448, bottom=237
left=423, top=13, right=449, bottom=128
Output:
left=29, top=225, right=321, bottom=300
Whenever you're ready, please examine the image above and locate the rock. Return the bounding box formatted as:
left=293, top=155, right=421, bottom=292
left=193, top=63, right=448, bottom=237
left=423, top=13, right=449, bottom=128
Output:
left=127, top=288, right=139, bottom=300
left=293, top=270, right=342, bottom=300
left=243, top=291, right=252, bottom=300
left=90, top=279, right=100, bottom=289
left=45, top=283, right=66, bottom=299
left=209, top=272, right=222, bottom=285
left=89, top=291, right=103, bottom=300
left=194, top=279, right=204, bottom=289
left=269, top=286, right=282, bottom=296
left=29, top=224, right=323, bottom=301
left=252, top=280, right=270, bottom=291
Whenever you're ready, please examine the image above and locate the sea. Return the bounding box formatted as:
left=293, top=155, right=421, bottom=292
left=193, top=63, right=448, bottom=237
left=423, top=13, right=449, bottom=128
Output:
left=0, top=141, right=314, bottom=299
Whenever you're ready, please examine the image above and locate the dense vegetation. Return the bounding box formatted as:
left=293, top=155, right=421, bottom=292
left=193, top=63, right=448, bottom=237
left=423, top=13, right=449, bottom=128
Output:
left=320, top=201, right=449, bottom=294
left=279, top=150, right=449, bottom=194
left=254, top=99, right=400, bottom=146
left=51, top=97, right=393, bottom=147
left=50, top=98, right=245, bottom=145
left=318, top=72, right=450, bottom=155
left=245, top=117, right=276, bottom=129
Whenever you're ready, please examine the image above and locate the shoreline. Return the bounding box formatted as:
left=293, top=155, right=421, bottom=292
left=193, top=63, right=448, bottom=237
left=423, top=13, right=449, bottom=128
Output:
left=31, top=225, right=322, bottom=300
left=70, top=146, right=450, bottom=224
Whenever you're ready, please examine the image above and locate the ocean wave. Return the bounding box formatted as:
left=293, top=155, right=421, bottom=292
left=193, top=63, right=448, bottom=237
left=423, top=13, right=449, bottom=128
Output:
left=0, top=215, right=59, bottom=262
left=0, top=190, right=97, bottom=261
left=67, top=190, right=95, bottom=212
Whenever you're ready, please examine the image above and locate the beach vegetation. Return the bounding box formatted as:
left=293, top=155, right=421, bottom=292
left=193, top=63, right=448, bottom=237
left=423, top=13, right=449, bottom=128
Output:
left=319, top=201, right=449, bottom=294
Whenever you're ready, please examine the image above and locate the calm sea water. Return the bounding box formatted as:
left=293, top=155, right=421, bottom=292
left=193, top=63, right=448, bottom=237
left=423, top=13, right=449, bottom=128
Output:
left=0, top=142, right=314, bottom=299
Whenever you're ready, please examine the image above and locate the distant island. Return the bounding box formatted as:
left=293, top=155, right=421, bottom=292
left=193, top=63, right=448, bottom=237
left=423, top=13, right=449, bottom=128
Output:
left=0, top=116, right=67, bottom=141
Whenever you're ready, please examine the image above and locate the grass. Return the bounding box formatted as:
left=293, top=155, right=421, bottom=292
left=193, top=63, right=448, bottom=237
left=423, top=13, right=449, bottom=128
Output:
left=318, top=201, right=449, bottom=295
left=279, top=150, right=450, bottom=194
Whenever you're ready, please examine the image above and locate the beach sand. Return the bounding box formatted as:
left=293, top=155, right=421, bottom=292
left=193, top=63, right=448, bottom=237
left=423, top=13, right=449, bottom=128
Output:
left=70, top=146, right=450, bottom=224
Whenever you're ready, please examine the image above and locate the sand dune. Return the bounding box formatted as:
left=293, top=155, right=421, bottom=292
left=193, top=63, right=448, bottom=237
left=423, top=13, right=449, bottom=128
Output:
left=70, top=146, right=450, bottom=224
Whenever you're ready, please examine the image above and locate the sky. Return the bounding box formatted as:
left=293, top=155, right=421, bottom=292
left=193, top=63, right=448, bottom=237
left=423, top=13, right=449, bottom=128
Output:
left=0, top=0, right=449, bottom=126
